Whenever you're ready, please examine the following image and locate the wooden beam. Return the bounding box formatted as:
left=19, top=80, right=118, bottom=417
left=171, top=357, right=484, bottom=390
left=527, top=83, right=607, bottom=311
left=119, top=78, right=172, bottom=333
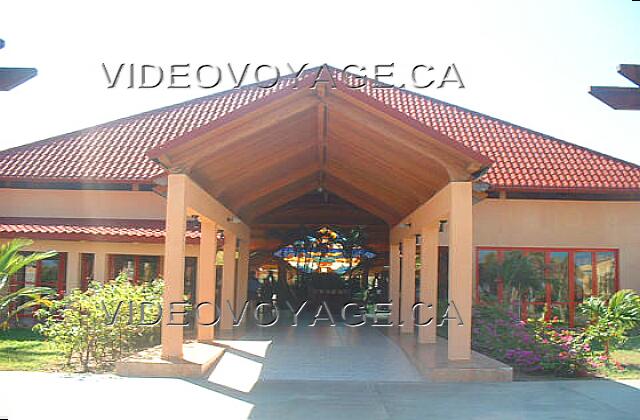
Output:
left=328, top=114, right=449, bottom=191
left=327, top=140, right=437, bottom=202
left=182, top=174, right=250, bottom=239
left=324, top=92, right=473, bottom=180
left=324, top=175, right=401, bottom=225
left=324, top=160, right=419, bottom=211
left=240, top=174, right=320, bottom=222
left=317, top=102, right=328, bottom=170
left=207, top=142, right=316, bottom=197
left=224, top=163, right=321, bottom=210
left=172, top=94, right=320, bottom=169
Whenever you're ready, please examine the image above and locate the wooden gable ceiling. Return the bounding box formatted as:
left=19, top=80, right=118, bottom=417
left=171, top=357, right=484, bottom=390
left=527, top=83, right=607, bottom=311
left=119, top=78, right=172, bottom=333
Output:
left=153, top=87, right=486, bottom=226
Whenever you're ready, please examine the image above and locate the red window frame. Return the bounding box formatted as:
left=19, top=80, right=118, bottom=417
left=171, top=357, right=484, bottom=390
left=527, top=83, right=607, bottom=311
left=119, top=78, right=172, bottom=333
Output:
left=108, top=254, right=163, bottom=284
left=475, top=246, right=619, bottom=327
left=9, top=252, right=67, bottom=318
left=80, top=253, right=95, bottom=291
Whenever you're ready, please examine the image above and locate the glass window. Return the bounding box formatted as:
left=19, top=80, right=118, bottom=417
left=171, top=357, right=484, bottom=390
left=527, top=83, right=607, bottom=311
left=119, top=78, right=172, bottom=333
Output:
left=39, top=259, right=60, bottom=288
left=111, top=255, right=161, bottom=283
left=596, top=252, right=616, bottom=299
left=574, top=252, right=593, bottom=303
left=139, top=256, right=160, bottom=283
left=526, top=252, right=546, bottom=303
left=476, top=247, right=618, bottom=327
left=478, top=250, right=499, bottom=302
left=549, top=252, right=569, bottom=302
left=550, top=304, right=569, bottom=323
left=112, top=255, right=135, bottom=280
left=526, top=302, right=546, bottom=321
left=184, top=257, right=197, bottom=302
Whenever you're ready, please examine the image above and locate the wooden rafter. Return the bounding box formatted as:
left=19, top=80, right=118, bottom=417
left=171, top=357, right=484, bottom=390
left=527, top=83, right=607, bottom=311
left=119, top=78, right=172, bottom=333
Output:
left=324, top=91, right=474, bottom=180
left=240, top=174, right=320, bottom=222
left=323, top=175, right=401, bottom=225
left=169, top=93, right=320, bottom=169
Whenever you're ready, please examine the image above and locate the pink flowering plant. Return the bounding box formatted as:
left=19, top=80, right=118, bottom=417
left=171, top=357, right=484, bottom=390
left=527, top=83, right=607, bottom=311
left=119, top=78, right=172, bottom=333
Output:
left=472, top=305, right=595, bottom=376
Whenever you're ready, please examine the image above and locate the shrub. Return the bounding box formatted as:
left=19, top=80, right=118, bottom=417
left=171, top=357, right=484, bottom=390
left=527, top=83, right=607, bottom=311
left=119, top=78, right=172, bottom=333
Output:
left=473, top=304, right=594, bottom=376
left=579, top=289, right=640, bottom=356
left=0, top=239, right=58, bottom=328
left=34, top=273, right=163, bottom=371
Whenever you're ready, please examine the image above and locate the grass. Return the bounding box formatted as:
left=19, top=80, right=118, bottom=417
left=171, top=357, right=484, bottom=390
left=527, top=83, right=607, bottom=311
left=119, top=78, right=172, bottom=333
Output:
left=0, top=328, right=63, bottom=371
left=597, top=335, right=640, bottom=379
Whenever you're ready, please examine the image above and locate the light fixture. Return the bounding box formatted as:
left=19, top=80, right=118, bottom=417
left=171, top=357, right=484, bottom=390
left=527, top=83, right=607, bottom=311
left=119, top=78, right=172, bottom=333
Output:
left=227, top=216, right=241, bottom=223
left=398, top=222, right=412, bottom=229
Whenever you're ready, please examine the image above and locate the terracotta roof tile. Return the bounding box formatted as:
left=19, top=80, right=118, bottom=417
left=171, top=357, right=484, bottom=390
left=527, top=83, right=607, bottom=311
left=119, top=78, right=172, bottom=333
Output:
left=1, top=66, right=639, bottom=193
left=0, top=218, right=200, bottom=242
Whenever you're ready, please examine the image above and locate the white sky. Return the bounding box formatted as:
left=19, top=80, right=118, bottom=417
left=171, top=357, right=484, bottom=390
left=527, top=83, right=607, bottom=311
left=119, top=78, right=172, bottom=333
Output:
left=0, top=0, right=639, bottom=164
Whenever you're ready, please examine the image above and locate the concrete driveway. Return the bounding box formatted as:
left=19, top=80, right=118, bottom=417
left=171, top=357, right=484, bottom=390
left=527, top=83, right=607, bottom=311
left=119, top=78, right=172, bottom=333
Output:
left=1, top=371, right=639, bottom=419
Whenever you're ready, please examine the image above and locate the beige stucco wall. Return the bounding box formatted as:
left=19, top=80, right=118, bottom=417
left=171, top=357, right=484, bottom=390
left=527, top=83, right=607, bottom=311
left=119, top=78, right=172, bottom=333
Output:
left=2, top=187, right=639, bottom=293
left=473, top=198, right=640, bottom=291
left=0, top=189, right=166, bottom=219
left=20, top=239, right=200, bottom=292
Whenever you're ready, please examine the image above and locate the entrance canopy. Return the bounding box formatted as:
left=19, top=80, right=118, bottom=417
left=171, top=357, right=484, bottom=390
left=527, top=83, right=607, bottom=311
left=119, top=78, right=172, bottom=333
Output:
left=149, top=71, right=489, bottom=226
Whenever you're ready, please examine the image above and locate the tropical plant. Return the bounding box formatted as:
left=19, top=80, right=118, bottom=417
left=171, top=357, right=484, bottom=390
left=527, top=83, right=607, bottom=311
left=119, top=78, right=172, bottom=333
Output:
left=481, top=251, right=545, bottom=315
left=473, top=304, right=594, bottom=376
left=0, top=239, right=58, bottom=329
left=35, top=272, right=163, bottom=372
left=579, top=289, right=640, bottom=356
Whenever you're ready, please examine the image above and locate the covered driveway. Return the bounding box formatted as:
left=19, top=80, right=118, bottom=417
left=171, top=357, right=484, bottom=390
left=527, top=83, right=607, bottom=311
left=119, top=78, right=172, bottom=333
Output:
left=147, top=68, right=492, bottom=366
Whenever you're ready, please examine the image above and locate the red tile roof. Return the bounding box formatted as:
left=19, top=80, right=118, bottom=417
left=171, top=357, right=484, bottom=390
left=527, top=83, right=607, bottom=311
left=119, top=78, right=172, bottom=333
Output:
left=0, top=218, right=200, bottom=243
left=1, top=66, right=639, bottom=193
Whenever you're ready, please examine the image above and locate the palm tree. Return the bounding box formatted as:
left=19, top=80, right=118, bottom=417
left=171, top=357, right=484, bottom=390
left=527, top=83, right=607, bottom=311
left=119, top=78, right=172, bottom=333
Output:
left=482, top=251, right=545, bottom=316
left=0, top=239, right=58, bottom=329
left=579, top=289, right=640, bottom=356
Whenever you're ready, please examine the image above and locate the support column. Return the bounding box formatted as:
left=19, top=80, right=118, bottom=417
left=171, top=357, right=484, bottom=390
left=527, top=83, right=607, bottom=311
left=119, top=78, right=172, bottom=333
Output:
left=220, top=230, right=237, bottom=330
left=419, top=224, right=439, bottom=343
left=65, top=251, right=81, bottom=293
left=161, top=174, right=187, bottom=360
left=448, top=182, right=473, bottom=360
left=389, top=242, right=401, bottom=326
left=93, top=252, right=107, bottom=282
left=401, top=236, right=416, bottom=334
left=196, top=218, right=217, bottom=342
left=235, top=236, right=250, bottom=321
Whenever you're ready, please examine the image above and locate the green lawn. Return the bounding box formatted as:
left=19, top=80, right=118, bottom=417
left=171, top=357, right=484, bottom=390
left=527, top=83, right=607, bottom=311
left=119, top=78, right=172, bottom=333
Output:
left=597, top=335, right=640, bottom=379
left=0, top=328, right=63, bottom=371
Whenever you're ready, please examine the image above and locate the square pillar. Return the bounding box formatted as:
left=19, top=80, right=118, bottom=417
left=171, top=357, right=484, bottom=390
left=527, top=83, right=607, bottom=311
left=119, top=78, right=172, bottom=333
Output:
left=161, top=174, right=187, bottom=360
left=93, top=252, right=107, bottom=282
left=447, top=182, right=473, bottom=360
left=401, top=236, right=416, bottom=333
left=418, top=224, right=439, bottom=343
left=235, top=236, right=250, bottom=320
left=65, top=251, right=81, bottom=293
left=389, top=242, right=401, bottom=326
left=220, top=230, right=237, bottom=330
left=196, top=218, right=217, bottom=342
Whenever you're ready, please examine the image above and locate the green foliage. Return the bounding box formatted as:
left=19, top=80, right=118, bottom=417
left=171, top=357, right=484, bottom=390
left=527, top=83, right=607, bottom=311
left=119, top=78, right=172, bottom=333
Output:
left=0, top=328, right=63, bottom=371
left=0, top=239, right=58, bottom=328
left=579, top=289, right=640, bottom=356
left=481, top=251, right=545, bottom=304
left=34, top=273, right=163, bottom=372
left=473, top=305, right=593, bottom=376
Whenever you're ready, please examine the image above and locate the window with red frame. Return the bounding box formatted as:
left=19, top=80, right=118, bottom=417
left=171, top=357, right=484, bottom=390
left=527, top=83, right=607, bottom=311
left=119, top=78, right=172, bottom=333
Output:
left=9, top=252, right=67, bottom=318
left=476, top=247, right=618, bottom=327
left=108, top=255, right=162, bottom=284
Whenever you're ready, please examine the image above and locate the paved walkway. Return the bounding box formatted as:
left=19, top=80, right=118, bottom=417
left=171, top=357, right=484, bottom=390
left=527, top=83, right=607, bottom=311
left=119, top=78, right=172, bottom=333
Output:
left=1, top=371, right=639, bottom=419
left=231, top=321, right=424, bottom=382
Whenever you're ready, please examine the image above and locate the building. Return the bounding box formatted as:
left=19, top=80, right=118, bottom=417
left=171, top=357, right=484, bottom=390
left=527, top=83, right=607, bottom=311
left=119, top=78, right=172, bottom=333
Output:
left=1, top=66, right=639, bottom=363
